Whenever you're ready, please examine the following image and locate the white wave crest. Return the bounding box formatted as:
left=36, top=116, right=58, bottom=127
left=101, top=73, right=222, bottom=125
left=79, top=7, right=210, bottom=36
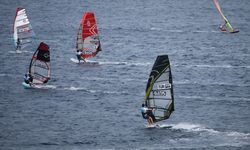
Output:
left=40, top=85, right=57, bottom=89
left=98, top=61, right=127, bottom=65
left=8, top=50, right=33, bottom=54
left=64, top=86, right=87, bottom=91
left=98, top=61, right=150, bottom=66
left=0, top=73, right=7, bottom=77
left=174, top=64, right=250, bottom=69
left=168, top=122, right=249, bottom=139
left=63, top=86, right=97, bottom=93
left=227, top=131, right=250, bottom=138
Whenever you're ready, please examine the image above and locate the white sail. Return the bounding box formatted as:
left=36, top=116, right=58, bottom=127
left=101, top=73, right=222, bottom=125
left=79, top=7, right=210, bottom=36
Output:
left=13, top=8, right=35, bottom=50
left=144, top=55, right=174, bottom=122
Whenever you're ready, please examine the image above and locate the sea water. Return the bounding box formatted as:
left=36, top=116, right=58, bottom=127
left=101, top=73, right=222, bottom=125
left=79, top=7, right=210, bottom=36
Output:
left=0, top=0, right=250, bottom=149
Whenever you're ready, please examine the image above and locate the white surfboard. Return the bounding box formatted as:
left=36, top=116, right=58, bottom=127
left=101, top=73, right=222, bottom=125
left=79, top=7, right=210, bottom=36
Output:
left=145, top=124, right=159, bottom=128
left=70, top=58, right=80, bottom=63
left=70, top=58, right=99, bottom=65
left=22, top=82, right=42, bottom=89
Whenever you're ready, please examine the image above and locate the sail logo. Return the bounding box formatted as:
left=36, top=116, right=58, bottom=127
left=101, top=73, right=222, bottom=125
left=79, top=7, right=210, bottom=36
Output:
left=152, top=83, right=171, bottom=96
left=83, top=50, right=92, bottom=54
left=153, top=90, right=167, bottom=96
left=87, top=20, right=91, bottom=27
left=89, top=24, right=97, bottom=35
left=44, top=53, right=50, bottom=58
left=157, top=83, right=171, bottom=89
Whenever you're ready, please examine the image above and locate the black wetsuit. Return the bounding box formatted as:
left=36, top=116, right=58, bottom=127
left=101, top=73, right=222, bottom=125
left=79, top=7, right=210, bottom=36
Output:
left=24, top=74, right=33, bottom=84
left=16, top=39, right=21, bottom=50
left=147, top=109, right=156, bottom=122
left=141, top=112, right=148, bottom=119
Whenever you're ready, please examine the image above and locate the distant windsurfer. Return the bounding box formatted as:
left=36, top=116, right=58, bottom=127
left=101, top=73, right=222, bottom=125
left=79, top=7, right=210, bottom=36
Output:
left=24, top=73, right=33, bottom=86
left=219, top=20, right=239, bottom=33
left=219, top=20, right=227, bottom=32
left=16, top=38, right=21, bottom=51
left=141, top=103, right=156, bottom=125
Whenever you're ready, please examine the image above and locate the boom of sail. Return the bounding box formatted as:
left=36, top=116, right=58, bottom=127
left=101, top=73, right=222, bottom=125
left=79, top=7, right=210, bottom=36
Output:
left=76, top=12, right=102, bottom=59
left=144, top=55, right=174, bottom=122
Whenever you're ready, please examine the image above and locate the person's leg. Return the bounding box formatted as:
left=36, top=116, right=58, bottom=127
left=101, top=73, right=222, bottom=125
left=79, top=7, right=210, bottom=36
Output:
left=76, top=55, right=79, bottom=63
left=148, top=111, right=156, bottom=123
left=82, top=58, right=86, bottom=63
left=147, top=119, right=151, bottom=124
left=16, top=45, right=20, bottom=51
left=148, top=116, right=153, bottom=125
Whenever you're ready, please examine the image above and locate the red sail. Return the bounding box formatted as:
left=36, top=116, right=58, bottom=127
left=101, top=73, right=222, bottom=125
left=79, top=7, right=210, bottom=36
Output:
left=76, top=12, right=101, bottom=59
left=82, top=12, right=98, bottom=40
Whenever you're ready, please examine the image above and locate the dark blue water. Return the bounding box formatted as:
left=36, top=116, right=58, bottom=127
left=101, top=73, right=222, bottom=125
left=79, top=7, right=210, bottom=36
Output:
left=1, top=0, right=250, bottom=149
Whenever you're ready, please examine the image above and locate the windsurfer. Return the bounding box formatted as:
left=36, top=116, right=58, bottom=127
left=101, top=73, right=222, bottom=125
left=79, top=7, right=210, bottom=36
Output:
left=219, top=20, right=227, bottom=32
left=76, top=50, right=86, bottom=63
left=16, top=38, right=21, bottom=51
left=141, top=103, right=156, bottom=125
left=24, top=73, right=33, bottom=85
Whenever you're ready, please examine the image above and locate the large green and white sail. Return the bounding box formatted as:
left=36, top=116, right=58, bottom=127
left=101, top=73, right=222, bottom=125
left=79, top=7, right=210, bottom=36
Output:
left=144, top=55, right=174, bottom=122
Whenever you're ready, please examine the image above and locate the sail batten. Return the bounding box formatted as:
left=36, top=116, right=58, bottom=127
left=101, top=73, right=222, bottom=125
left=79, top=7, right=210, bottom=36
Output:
left=144, top=55, right=174, bottom=122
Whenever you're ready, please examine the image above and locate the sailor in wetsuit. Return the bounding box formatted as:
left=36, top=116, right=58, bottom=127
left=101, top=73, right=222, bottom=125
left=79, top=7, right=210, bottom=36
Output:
left=76, top=50, right=86, bottom=63
left=141, top=103, right=156, bottom=125
left=76, top=50, right=82, bottom=63
left=16, top=38, right=21, bottom=51
left=24, top=73, right=33, bottom=85
left=219, top=20, right=227, bottom=32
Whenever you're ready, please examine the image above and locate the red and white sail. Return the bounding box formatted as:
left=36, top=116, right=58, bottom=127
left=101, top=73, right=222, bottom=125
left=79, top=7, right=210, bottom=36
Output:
left=13, top=8, right=35, bottom=49
left=29, top=42, right=50, bottom=86
left=76, top=12, right=102, bottom=59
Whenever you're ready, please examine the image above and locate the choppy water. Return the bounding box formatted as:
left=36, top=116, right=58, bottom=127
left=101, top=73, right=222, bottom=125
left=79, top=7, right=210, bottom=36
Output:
left=0, top=0, right=250, bottom=149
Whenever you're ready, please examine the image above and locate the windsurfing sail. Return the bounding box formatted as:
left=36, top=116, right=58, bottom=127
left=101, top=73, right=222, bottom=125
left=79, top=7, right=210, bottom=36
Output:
left=213, top=0, right=239, bottom=33
left=28, top=42, right=50, bottom=86
left=76, top=12, right=102, bottom=59
left=144, top=55, right=174, bottom=122
left=13, top=8, right=35, bottom=50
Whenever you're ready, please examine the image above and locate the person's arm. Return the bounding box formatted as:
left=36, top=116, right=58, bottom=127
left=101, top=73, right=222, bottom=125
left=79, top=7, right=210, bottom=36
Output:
left=141, top=112, right=147, bottom=119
